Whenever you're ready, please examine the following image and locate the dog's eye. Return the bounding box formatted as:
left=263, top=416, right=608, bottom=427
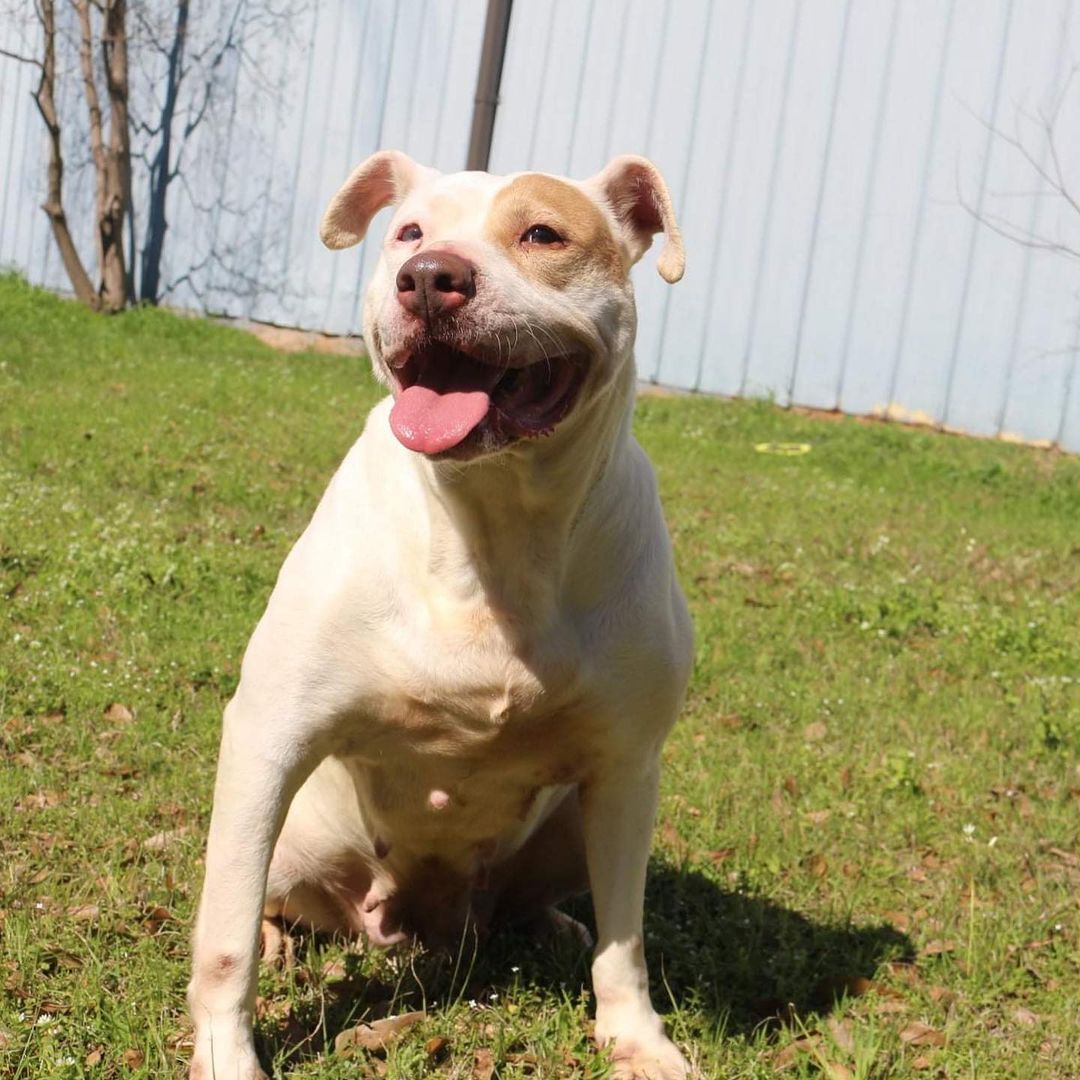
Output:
left=521, top=224, right=563, bottom=246
left=397, top=223, right=423, bottom=242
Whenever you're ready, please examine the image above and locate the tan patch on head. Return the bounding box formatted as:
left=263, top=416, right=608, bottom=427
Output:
left=485, top=174, right=625, bottom=288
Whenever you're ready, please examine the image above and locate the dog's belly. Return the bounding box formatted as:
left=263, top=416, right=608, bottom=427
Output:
left=270, top=694, right=595, bottom=944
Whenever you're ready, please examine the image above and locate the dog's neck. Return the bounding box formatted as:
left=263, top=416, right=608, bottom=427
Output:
left=411, top=362, right=636, bottom=631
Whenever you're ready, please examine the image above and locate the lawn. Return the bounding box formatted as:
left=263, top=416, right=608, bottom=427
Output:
left=1, top=273, right=1078, bottom=1079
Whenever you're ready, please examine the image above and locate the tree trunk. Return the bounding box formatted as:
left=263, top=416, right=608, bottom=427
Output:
left=33, top=0, right=98, bottom=309
left=103, top=0, right=134, bottom=306
left=75, top=0, right=130, bottom=313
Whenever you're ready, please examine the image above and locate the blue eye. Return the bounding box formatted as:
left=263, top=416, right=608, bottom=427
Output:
left=521, top=224, right=563, bottom=245
left=397, top=223, right=423, bottom=242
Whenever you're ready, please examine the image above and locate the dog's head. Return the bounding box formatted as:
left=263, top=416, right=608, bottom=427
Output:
left=321, top=152, right=684, bottom=461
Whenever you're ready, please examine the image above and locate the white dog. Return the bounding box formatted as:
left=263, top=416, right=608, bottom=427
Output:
left=187, top=151, right=693, bottom=1080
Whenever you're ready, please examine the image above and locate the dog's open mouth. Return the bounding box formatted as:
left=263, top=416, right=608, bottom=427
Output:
left=387, top=343, right=586, bottom=457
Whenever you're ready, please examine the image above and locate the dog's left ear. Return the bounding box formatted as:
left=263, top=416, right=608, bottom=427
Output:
left=585, top=155, right=684, bottom=283
left=320, top=150, right=435, bottom=250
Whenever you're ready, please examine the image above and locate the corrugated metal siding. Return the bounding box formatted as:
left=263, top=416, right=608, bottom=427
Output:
left=4, top=1, right=1080, bottom=449
left=491, top=0, right=1080, bottom=450
left=0, top=0, right=486, bottom=336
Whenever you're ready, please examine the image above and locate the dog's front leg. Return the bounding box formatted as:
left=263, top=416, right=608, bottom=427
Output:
left=187, top=696, right=320, bottom=1080
left=584, top=759, right=690, bottom=1080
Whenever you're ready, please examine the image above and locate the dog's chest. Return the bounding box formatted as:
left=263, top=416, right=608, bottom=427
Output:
left=348, top=589, right=595, bottom=762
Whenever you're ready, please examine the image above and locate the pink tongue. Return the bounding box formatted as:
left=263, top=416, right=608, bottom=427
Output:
left=390, top=384, right=492, bottom=454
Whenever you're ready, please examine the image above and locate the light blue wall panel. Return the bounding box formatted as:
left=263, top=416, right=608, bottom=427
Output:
left=4, top=0, right=1080, bottom=450
left=490, top=0, right=1080, bottom=450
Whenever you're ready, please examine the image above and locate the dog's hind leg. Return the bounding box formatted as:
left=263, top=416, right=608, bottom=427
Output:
left=482, top=787, right=593, bottom=947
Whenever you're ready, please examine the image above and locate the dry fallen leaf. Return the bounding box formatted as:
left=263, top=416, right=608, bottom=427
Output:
left=806, top=809, right=832, bottom=826
left=84, top=1046, right=104, bottom=1066
left=826, top=1016, right=855, bottom=1054
left=17, top=790, right=63, bottom=811
left=104, top=702, right=134, bottom=723
left=899, top=1022, right=946, bottom=1048
left=66, top=904, right=100, bottom=923
left=473, top=1047, right=496, bottom=1079
left=143, top=905, right=176, bottom=933
left=813, top=974, right=889, bottom=1003
left=804, top=721, right=828, bottom=742
left=120, top=1049, right=145, bottom=1068
left=142, top=826, right=194, bottom=851
left=708, top=847, right=736, bottom=865
left=1013, top=1007, right=1041, bottom=1026
left=881, top=910, right=910, bottom=932
left=772, top=1037, right=818, bottom=1069
left=912, top=1055, right=934, bottom=1070
left=424, top=1035, right=449, bottom=1058
left=334, top=1011, right=425, bottom=1054
left=823, top=1063, right=853, bottom=1080
left=920, top=939, right=957, bottom=957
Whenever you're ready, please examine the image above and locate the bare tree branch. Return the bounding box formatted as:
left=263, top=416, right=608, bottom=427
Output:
left=32, top=0, right=99, bottom=307
left=0, top=46, right=44, bottom=69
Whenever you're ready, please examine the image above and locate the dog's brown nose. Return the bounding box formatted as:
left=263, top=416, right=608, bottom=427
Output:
left=396, top=251, right=475, bottom=321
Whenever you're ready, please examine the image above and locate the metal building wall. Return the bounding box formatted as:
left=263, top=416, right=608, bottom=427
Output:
left=0, top=0, right=486, bottom=336
left=489, top=0, right=1080, bottom=450
left=4, top=1, right=1080, bottom=449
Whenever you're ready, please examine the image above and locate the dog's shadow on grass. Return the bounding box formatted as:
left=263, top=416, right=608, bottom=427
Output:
left=255, top=857, right=913, bottom=1068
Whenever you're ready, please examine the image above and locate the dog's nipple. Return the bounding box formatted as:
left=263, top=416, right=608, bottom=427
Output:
left=428, top=788, right=451, bottom=811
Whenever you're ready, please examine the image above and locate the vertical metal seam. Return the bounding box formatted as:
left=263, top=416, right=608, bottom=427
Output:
left=940, top=0, right=1015, bottom=429
left=692, top=0, right=755, bottom=392
left=738, top=0, right=802, bottom=399
left=1055, top=300, right=1080, bottom=447
left=0, top=52, right=25, bottom=256
left=885, top=0, right=958, bottom=413
left=329, top=0, right=376, bottom=330
left=654, top=0, right=715, bottom=386
left=525, top=1, right=560, bottom=165
left=996, top=0, right=1070, bottom=436
left=351, top=0, right=404, bottom=335
left=294, top=0, right=345, bottom=322
left=276, top=0, right=321, bottom=309
left=429, top=0, right=458, bottom=166
left=601, top=1, right=633, bottom=162
left=1056, top=0, right=1080, bottom=447
left=564, top=0, right=597, bottom=177
left=642, top=0, right=672, bottom=153
left=834, top=0, right=901, bottom=409
left=788, top=0, right=855, bottom=404
left=202, top=11, right=247, bottom=310
left=246, top=17, right=299, bottom=320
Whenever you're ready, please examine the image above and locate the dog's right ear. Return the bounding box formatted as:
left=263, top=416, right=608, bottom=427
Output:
left=320, top=151, right=434, bottom=250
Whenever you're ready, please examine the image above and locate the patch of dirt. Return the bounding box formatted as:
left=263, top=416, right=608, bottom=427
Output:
left=235, top=320, right=367, bottom=357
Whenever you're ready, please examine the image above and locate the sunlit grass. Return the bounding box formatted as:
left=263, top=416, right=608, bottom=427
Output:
left=2, top=275, right=1078, bottom=1077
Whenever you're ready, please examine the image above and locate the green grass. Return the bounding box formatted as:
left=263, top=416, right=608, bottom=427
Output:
left=1, top=272, right=1078, bottom=1078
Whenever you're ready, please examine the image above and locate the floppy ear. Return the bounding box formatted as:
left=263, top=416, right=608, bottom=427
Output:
left=320, top=150, right=434, bottom=250
left=585, top=155, right=684, bottom=283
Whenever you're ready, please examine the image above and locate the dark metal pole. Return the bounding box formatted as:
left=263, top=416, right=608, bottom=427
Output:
left=466, top=0, right=513, bottom=171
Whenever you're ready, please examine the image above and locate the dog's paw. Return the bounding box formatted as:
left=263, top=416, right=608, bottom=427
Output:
left=189, top=1052, right=268, bottom=1080
left=189, top=1024, right=267, bottom=1080
left=528, top=906, right=594, bottom=949
left=260, top=915, right=295, bottom=968
left=608, top=1034, right=691, bottom=1080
